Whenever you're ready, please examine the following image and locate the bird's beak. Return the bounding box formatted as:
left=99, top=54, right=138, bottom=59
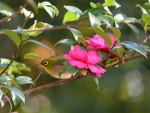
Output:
left=36, top=63, right=41, bottom=67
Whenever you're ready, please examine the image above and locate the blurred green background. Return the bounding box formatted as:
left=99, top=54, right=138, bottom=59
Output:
left=1, top=0, right=150, bottom=113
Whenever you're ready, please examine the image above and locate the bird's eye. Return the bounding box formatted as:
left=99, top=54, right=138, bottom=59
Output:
left=43, top=61, right=48, bottom=66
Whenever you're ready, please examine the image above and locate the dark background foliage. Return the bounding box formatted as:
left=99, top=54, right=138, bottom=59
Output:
left=0, top=0, right=150, bottom=113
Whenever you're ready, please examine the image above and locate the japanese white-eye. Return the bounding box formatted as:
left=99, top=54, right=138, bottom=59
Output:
left=39, top=56, right=72, bottom=79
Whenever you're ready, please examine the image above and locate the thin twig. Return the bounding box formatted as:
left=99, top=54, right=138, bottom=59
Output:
left=131, top=33, right=150, bottom=57
left=22, top=11, right=33, bottom=28
left=0, top=2, right=29, bottom=24
left=0, top=41, right=24, bottom=75
left=29, top=71, right=42, bottom=89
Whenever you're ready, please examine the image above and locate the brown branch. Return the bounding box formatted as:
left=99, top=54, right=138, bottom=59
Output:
left=0, top=2, right=29, bottom=24
left=0, top=21, right=142, bottom=35
left=0, top=41, right=24, bottom=75
left=2, top=53, right=150, bottom=103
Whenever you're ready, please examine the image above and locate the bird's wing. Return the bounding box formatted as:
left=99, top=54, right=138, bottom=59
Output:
left=51, top=64, right=72, bottom=79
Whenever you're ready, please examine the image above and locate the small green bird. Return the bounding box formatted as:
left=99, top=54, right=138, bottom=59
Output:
left=40, top=56, right=72, bottom=79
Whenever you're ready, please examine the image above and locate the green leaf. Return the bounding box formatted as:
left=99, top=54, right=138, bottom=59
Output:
left=3, top=94, right=12, bottom=111
left=27, top=22, right=52, bottom=37
left=51, top=5, right=59, bottom=16
left=0, top=2, right=14, bottom=17
left=92, top=75, right=99, bottom=90
left=120, top=41, right=147, bottom=57
left=114, top=14, right=127, bottom=23
left=63, top=11, right=79, bottom=24
left=64, top=5, right=82, bottom=17
left=3, top=29, right=21, bottom=47
left=16, top=26, right=29, bottom=40
left=111, top=45, right=126, bottom=58
left=125, top=23, right=140, bottom=39
left=110, top=27, right=121, bottom=40
left=24, top=53, right=42, bottom=60
left=136, top=4, right=148, bottom=14
left=3, top=86, right=25, bottom=103
left=38, top=2, right=57, bottom=18
left=25, top=39, right=54, bottom=55
left=55, top=39, right=76, bottom=47
left=88, top=12, right=101, bottom=26
left=21, top=8, right=34, bottom=19
left=59, top=61, right=79, bottom=76
left=68, top=28, right=83, bottom=42
left=10, top=85, right=23, bottom=106
left=90, top=2, right=103, bottom=8
left=11, top=91, right=21, bottom=106
left=0, top=99, right=4, bottom=107
left=124, top=17, right=142, bottom=24
left=89, top=26, right=112, bottom=47
left=142, top=14, right=150, bottom=24
left=16, top=76, right=33, bottom=85
left=83, top=8, right=107, bottom=18
left=104, top=0, right=121, bottom=8
left=0, top=76, right=11, bottom=84
left=0, top=89, right=3, bottom=101
left=97, top=15, right=111, bottom=27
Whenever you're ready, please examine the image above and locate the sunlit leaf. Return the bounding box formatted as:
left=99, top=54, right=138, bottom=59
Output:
left=21, top=8, right=34, bottom=19
left=3, top=86, right=25, bottom=103
left=25, top=39, right=54, bottom=55
left=16, top=76, right=33, bottom=85
left=142, top=14, right=150, bottom=24
left=38, top=1, right=58, bottom=18
left=3, top=29, right=21, bottom=47
left=136, top=4, right=148, bottom=14
left=125, top=23, right=140, bottom=39
left=68, top=28, right=83, bottom=42
left=55, top=39, right=76, bottom=47
left=104, top=0, right=121, bottom=8
left=121, top=41, right=147, bottom=57
left=64, top=5, right=82, bottom=17
left=63, top=11, right=79, bottom=24
left=90, top=2, right=103, bottom=8
left=0, top=2, right=14, bottom=17
left=89, top=26, right=112, bottom=47
left=114, top=14, right=127, bottom=23
left=24, top=53, right=42, bottom=60
left=27, top=22, right=53, bottom=37
left=88, top=12, right=101, bottom=26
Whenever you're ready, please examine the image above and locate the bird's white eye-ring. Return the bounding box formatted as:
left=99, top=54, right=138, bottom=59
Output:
left=43, top=61, right=48, bottom=66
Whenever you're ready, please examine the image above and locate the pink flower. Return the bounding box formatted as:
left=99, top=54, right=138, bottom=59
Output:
left=64, top=45, right=106, bottom=77
left=88, top=34, right=116, bottom=53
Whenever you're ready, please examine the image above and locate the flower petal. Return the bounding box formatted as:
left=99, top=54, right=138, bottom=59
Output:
left=69, top=45, right=87, bottom=61
left=64, top=54, right=74, bottom=60
left=88, top=65, right=106, bottom=77
left=87, top=51, right=101, bottom=64
left=69, top=60, right=87, bottom=68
